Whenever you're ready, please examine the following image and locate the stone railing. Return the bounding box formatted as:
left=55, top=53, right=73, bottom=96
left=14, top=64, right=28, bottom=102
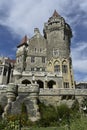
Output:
left=22, top=71, right=62, bottom=77
left=39, top=88, right=87, bottom=96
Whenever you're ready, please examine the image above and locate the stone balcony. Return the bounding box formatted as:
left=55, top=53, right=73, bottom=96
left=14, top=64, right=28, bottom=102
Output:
left=22, top=71, right=62, bottom=77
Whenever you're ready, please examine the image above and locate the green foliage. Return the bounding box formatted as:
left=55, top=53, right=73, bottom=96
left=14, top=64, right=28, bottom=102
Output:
left=1, top=101, right=87, bottom=129
left=81, top=96, right=87, bottom=113
left=0, top=104, right=3, bottom=115
left=39, top=102, right=57, bottom=126
left=57, top=104, right=70, bottom=120
left=71, top=99, right=79, bottom=112
left=21, top=102, right=28, bottom=126
left=38, top=102, right=71, bottom=127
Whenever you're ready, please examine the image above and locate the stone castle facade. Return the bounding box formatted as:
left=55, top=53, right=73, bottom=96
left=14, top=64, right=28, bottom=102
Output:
left=14, top=10, right=74, bottom=89
left=0, top=10, right=87, bottom=121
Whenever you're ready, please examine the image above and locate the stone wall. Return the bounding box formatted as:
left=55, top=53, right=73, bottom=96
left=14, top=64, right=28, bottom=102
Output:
left=0, top=86, right=87, bottom=120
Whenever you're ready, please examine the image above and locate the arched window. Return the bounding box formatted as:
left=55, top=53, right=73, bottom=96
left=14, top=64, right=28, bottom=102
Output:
left=47, top=80, right=56, bottom=88
left=22, top=79, right=31, bottom=86
left=54, top=65, right=60, bottom=72
left=37, top=80, right=44, bottom=88
left=62, top=60, right=68, bottom=73
left=54, top=60, right=60, bottom=73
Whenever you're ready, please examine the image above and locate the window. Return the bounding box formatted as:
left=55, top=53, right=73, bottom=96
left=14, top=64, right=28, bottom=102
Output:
left=62, top=65, right=67, bottom=73
left=35, top=48, right=37, bottom=53
left=3, top=68, right=7, bottom=76
left=42, top=57, right=45, bottom=63
left=64, top=82, right=69, bottom=88
left=40, top=48, right=42, bottom=52
left=54, top=65, right=60, bottom=72
left=37, top=68, right=40, bottom=71
left=31, top=68, right=34, bottom=71
left=42, top=68, right=45, bottom=71
left=0, top=67, right=2, bottom=75
left=31, top=57, right=35, bottom=63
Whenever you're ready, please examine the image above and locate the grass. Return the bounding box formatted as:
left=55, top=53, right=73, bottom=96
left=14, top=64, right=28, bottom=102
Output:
left=22, top=115, right=87, bottom=130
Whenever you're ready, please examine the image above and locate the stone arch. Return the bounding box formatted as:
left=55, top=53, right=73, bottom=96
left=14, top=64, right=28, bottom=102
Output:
left=48, top=61, right=52, bottom=66
left=54, top=60, right=60, bottom=65
left=62, top=59, right=67, bottom=65
left=37, top=80, right=44, bottom=88
left=22, top=79, right=31, bottom=86
left=47, top=80, right=56, bottom=88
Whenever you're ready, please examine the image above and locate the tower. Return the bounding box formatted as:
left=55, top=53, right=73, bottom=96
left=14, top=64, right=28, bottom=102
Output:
left=16, top=35, right=28, bottom=72
left=44, top=10, right=74, bottom=88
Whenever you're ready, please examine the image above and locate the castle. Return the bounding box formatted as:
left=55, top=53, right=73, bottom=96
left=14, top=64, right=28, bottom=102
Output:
left=0, top=10, right=87, bottom=121
left=14, top=10, right=74, bottom=89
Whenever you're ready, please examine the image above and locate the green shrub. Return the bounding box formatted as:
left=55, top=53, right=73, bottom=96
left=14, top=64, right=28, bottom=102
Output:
left=71, top=99, right=79, bottom=112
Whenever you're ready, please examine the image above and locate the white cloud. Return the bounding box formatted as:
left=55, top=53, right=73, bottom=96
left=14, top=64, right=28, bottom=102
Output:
left=71, top=42, right=87, bottom=74
left=0, top=0, right=87, bottom=36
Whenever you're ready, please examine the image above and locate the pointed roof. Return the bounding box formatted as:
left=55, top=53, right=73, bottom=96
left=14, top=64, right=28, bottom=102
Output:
left=17, top=35, right=28, bottom=48
left=52, top=10, right=60, bottom=17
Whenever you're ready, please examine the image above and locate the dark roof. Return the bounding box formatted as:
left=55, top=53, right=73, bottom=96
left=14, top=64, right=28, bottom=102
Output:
left=17, top=35, right=28, bottom=48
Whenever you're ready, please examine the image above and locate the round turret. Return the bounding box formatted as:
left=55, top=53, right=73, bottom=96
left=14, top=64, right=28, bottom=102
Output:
left=7, top=83, right=18, bottom=102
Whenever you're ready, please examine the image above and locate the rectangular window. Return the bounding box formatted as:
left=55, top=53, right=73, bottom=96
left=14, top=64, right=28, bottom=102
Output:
left=42, top=68, right=45, bottom=71
left=35, top=48, right=37, bottom=53
left=31, top=68, right=34, bottom=71
left=42, top=57, right=45, bottom=63
left=54, top=65, right=60, bottom=72
left=64, top=82, right=69, bottom=88
left=62, top=65, right=67, bottom=73
left=3, top=68, right=7, bottom=76
left=31, top=57, right=35, bottom=63
left=37, top=68, right=40, bottom=71
left=0, top=67, right=2, bottom=75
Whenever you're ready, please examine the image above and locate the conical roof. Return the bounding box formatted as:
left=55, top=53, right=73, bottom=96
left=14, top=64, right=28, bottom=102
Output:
left=52, top=10, right=60, bottom=17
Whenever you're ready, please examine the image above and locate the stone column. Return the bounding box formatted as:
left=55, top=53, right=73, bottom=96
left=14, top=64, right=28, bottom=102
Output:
left=2, top=83, right=18, bottom=118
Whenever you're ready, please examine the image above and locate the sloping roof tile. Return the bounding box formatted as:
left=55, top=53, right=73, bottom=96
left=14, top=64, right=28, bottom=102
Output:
left=17, top=35, right=28, bottom=48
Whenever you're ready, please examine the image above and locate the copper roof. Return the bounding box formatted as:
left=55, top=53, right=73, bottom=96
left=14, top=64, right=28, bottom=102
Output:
left=52, top=10, right=60, bottom=17
left=6, top=58, right=16, bottom=65
left=17, top=35, right=28, bottom=48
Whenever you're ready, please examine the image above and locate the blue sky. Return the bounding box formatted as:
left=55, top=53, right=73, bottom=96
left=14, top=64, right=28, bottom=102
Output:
left=0, top=0, right=87, bottom=82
